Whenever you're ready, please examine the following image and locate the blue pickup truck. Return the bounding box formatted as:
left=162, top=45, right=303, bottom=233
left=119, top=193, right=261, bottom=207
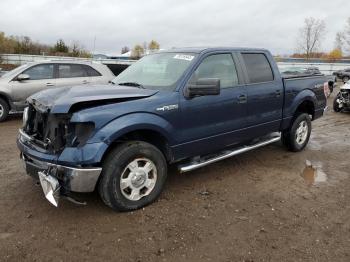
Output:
left=17, top=47, right=328, bottom=211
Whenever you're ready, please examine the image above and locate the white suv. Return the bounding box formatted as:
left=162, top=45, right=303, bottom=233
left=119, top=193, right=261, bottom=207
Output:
left=0, top=61, right=114, bottom=121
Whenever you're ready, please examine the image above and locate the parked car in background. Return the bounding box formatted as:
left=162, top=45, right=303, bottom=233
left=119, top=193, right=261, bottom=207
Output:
left=17, top=47, right=329, bottom=211
left=333, top=80, right=350, bottom=112
left=280, top=66, right=321, bottom=76
left=0, top=61, right=114, bottom=121
left=333, top=68, right=350, bottom=83
left=0, top=68, right=8, bottom=77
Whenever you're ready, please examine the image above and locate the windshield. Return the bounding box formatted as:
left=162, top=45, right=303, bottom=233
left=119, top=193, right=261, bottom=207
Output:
left=112, top=52, right=197, bottom=91
left=1, top=64, right=28, bottom=78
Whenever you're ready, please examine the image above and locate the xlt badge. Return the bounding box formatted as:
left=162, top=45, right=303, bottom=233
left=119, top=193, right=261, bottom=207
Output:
left=156, top=104, right=179, bottom=111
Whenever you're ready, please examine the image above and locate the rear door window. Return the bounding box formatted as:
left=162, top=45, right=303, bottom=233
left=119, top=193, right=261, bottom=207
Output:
left=241, top=53, right=274, bottom=83
left=58, top=64, right=88, bottom=78
left=84, top=65, right=102, bottom=77
left=23, top=64, right=54, bottom=80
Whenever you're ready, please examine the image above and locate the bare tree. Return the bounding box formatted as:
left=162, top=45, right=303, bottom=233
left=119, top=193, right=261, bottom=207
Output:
left=344, top=17, right=350, bottom=53
left=334, top=32, right=345, bottom=51
left=121, top=46, right=130, bottom=54
left=297, top=17, right=326, bottom=59
left=334, top=32, right=345, bottom=52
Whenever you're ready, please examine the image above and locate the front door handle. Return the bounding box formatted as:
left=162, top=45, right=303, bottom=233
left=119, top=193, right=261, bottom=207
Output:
left=82, top=80, right=89, bottom=84
left=46, top=83, right=54, bottom=87
left=275, top=90, right=281, bottom=97
left=237, top=94, right=247, bottom=104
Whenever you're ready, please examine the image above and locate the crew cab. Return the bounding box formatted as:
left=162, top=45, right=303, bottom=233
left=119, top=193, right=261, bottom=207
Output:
left=17, top=47, right=328, bottom=211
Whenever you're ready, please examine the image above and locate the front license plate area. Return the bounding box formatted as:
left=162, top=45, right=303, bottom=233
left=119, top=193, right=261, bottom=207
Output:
left=38, top=171, right=60, bottom=207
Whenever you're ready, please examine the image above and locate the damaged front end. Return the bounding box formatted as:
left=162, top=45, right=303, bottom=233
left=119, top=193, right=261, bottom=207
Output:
left=338, top=89, right=350, bottom=108
left=18, top=101, right=102, bottom=207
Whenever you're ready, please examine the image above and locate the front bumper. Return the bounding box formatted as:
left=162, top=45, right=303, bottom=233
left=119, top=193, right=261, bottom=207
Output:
left=21, top=153, right=102, bottom=193
left=21, top=153, right=102, bottom=207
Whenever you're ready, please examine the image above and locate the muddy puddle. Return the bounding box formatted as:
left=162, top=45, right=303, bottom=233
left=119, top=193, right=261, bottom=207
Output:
left=301, top=160, right=327, bottom=186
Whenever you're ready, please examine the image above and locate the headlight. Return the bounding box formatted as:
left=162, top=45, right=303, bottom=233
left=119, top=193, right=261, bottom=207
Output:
left=22, top=107, right=29, bottom=127
left=69, top=122, right=95, bottom=147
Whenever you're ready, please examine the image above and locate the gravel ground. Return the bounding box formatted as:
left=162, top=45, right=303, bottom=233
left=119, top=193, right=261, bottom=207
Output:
left=0, top=88, right=349, bottom=262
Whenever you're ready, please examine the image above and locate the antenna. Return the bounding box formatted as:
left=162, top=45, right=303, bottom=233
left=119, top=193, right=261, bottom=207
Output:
left=93, top=36, right=96, bottom=58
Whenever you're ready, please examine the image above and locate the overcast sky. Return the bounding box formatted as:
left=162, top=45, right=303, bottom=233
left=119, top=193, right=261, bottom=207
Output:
left=0, top=0, right=349, bottom=55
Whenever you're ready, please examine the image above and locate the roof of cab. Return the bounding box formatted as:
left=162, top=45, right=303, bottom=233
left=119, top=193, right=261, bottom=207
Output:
left=160, top=47, right=269, bottom=54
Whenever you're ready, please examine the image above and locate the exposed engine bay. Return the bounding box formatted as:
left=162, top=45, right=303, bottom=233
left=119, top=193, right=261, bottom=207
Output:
left=333, top=82, right=350, bottom=112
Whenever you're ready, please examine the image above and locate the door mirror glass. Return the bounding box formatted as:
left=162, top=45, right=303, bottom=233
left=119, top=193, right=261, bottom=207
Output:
left=17, top=74, right=30, bottom=81
left=185, top=78, right=220, bottom=98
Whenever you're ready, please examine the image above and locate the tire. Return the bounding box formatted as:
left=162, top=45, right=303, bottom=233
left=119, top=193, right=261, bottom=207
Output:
left=343, top=76, right=349, bottom=83
left=282, top=113, right=311, bottom=152
left=98, top=141, right=167, bottom=211
left=0, top=98, right=9, bottom=122
left=333, top=93, right=342, bottom=112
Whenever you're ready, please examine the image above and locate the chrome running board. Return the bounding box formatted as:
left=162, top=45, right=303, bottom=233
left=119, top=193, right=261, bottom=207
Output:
left=178, top=135, right=281, bottom=173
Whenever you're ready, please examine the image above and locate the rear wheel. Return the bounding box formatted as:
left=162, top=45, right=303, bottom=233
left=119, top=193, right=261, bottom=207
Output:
left=282, top=113, right=311, bottom=152
left=98, top=141, right=167, bottom=211
left=0, top=98, right=9, bottom=122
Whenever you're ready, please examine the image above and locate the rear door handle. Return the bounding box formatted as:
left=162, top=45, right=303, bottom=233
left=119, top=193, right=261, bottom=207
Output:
left=237, top=94, right=247, bottom=104
left=82, top=80, right=89, bottom=84
left=46, top=83, right=54, bottom=87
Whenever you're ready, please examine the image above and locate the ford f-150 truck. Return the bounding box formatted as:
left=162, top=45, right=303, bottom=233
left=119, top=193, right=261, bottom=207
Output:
left=17, top=47, right=328, bottom=211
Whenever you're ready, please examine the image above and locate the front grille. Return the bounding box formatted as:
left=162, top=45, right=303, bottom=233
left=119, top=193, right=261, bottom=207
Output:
left=24, top=104, right=70, bottom=153
left=24, top=104, right=48, bottom=141
left=340, top=89, right=350, bottom=103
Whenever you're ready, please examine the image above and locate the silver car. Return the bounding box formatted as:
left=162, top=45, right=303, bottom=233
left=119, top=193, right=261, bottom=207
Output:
left=0, top=61, right=114, bottom=121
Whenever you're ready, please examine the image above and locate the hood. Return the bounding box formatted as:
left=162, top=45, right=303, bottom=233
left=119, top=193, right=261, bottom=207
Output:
left=28, top=84, right=159, bottom=113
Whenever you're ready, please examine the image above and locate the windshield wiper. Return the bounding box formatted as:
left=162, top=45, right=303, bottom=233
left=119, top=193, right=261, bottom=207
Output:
left=117, top=82, right=145, bottom=89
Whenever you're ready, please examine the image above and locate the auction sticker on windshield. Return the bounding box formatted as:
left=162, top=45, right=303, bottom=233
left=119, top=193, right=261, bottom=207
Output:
left=173, top=54, right=194, bottom=61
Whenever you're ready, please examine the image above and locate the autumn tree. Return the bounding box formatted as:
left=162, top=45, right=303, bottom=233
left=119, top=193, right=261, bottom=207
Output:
left=328, top=48, right=342, bottom=61
left=0, top=32, right=16, bottom=53
left=148, top=40, right=160, bottom=51
left=297, top=17, right=326, bottom=60
left=131, top=44, right=144, bottom=59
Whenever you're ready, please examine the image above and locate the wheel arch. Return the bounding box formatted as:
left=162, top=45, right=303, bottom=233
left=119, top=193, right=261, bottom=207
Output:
left=93, top=113, right=177, bottom=165
left=289, top=89, right=317, bottom=120
left=0, top=92, right=11, bottom=109
left=101, top=128, right=174, bottom=164
left=294, top=99, right=315, bottom=119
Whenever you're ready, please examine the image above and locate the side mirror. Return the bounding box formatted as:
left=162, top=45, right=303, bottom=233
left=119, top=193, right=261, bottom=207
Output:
left=17, top=74, right=30, bottom=81
left=185, top=78, right=220, bottom=98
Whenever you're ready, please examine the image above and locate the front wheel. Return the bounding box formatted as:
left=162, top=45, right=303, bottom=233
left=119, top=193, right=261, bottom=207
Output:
left=98, top=141, right=167, bottom=211
left=0, top=98, right=9, bottom=122
left=282, top=113, right=311, bottom=152
left=343, top=76, right=349, bottom=83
